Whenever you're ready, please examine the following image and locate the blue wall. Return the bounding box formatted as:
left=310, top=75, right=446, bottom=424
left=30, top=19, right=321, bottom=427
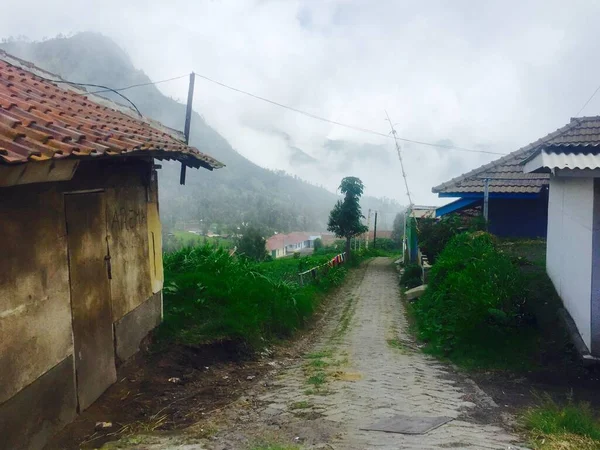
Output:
left=438, top=190, right=549, bottom=238
left=488, top=192, right=548, bottom=238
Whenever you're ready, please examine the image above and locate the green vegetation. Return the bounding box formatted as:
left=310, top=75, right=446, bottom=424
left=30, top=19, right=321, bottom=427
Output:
left=410, top=232, right=536, bottom=370
left=327, top=177, right=369, bottom=260
left=522, top=396, right=600, bottom=449
left=249, top=442, right=300, bottom=450
left=400, top=264, right=422, bottom=289
left=417, top=215, right=485, bottom=264
left=387, top=338, right=406, bottom=352
left=159, top=246, right=351, bottom=348
left=235, top=225, right=267, bottom=261
left=289, top=401, right=311, bottom=410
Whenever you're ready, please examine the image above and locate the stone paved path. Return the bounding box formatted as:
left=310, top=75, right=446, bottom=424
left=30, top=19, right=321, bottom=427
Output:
left=106, top=258, right=527, bottom=450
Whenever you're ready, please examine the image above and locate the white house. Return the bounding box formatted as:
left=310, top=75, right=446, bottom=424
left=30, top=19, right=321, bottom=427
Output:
left=524, top=116, right=600, bottom=357
left=266, top=232, right=321, bottom=258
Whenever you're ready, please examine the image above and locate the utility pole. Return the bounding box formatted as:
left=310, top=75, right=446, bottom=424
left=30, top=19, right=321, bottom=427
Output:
left=181, top=72, right=196, bottom=185
left=365, top=209, right=371, bottom=250
left=373, top=212, right=378, bottom=249
left=483, top=178, right=490, bottom=231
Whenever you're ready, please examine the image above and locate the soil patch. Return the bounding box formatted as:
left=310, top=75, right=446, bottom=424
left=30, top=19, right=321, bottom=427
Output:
left=45, top=340, right=266, bottom=449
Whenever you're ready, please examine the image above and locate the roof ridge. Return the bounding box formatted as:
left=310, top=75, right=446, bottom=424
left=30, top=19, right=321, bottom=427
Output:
left=431, top=119, right=582, bottom=193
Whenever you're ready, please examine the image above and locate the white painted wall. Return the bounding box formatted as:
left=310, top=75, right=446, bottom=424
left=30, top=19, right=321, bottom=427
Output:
left=547, top=176, right=594, bottom=349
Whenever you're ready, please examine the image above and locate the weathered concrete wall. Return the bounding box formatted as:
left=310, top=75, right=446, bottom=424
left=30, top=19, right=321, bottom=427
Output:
left=0, top=183, right=73, bottom=404
left=147, top=174, right=164, bottom=294
left=115, top=292, right=162, bottom=363
left=0, top=158, right=164, bottom=449
left=547, top=176, right=594, bottom=350
left=0, top=356, right=77, bottom=450
left=107, top=183, right=153, bottom=320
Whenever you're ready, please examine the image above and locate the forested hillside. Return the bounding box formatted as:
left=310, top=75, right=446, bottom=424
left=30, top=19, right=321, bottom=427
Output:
left=1, top=33, right=403, bottom=233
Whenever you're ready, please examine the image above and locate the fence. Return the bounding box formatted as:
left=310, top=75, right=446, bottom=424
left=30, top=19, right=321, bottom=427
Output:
left=297, top=252, right=347, bottom=286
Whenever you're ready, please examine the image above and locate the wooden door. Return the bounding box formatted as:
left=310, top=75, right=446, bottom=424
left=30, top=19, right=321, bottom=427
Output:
left=65, top=192, right=116, bottom=411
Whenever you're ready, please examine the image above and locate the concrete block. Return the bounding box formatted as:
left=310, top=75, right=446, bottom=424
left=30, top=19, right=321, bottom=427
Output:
left=405, top=285, right=427, bottom=301
left=0, top=355, right=77, bottom=450
left=114, top=292, right=162, bottom=363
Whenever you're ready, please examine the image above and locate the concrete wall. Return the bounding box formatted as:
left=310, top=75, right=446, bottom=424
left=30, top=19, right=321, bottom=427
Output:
left=547, top=176, right=594, bottom=350
left=0, top=183, right=73, bottom=405
left=0, top=159, right=164, bottom=449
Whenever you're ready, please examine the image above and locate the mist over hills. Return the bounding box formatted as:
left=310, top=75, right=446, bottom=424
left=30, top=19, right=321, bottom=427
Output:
left=1, top=33, right=403, bottom=233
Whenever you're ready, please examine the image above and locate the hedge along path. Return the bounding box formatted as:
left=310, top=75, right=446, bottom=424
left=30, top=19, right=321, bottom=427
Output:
left=105, top=258, right=527, bottom=449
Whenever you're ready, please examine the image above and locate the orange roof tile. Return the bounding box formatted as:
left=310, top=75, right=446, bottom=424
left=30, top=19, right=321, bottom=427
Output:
left=0, top=51, right=224, bottom=170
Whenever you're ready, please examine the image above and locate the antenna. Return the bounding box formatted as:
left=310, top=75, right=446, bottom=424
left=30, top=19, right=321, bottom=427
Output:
left=385, top=111, right=413, bottom=207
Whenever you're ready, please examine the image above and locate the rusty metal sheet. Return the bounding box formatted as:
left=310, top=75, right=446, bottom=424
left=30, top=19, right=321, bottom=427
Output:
left=65, top=192, right=116, bottom=411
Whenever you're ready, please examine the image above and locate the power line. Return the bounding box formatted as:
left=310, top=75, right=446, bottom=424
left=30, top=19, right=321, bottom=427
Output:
left=192, top=72, right=506, bottom=156
left=35, top=74, right=142, bottom=117
left=81, top=74, right=189, bottom=95
left=575, top=82, right=600, bottom=117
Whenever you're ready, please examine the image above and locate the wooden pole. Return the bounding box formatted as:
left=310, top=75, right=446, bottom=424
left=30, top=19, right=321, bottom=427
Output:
left=373, top=212, right=378, bottom=249
left=180, top=72, right=196, bottom=185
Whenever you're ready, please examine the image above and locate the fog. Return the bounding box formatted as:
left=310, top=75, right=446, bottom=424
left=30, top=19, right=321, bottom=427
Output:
left=2, top=0, right=600, bottom=206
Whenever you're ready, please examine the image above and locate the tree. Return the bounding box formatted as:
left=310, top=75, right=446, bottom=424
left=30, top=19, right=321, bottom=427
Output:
left=313, top=237, right=323, bottom=252
left=391, top=212, right=406, bottom=246
left=236, top=226, right=268, bottom=261
left=327, top=177, right=369, bottom=259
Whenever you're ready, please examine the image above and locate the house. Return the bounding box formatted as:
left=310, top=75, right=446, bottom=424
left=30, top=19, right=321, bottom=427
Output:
left=432, top=144, right=556, bottom=239
left=404, top=205, right=436, bottom=263
left=266, top=232, right=320, bottom=258
left=523, top=116, right=600, bottom=358
left=0, top=51, right=223, bottom=449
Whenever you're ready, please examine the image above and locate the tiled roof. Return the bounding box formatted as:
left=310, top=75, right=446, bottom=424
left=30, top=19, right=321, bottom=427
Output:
left=0, top=51, right=224, bottom=170
left=432, top=116, right=600, bottom=195
left=266, top=232, right=312, bottom=251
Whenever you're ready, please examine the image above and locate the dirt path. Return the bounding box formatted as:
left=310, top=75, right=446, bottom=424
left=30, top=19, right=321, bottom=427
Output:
left=102, top=258, right=527, bottom=450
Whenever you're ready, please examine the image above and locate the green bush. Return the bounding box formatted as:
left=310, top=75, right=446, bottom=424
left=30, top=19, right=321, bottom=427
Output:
left=412, top=232, right=526, bottom=354
left=418, top=215, right=485, bottom=264
left=400, top=264, right=422, bottom=289
left=160, top=245, right=349, bottom=348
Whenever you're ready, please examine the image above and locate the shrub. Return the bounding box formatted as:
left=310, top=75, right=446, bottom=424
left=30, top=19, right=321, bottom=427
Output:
left=313, top=238, right=323, bottom=251
left=400, top=264, right=422, bottom=289
left=418, top=215, right=485, bottom=264
left=412, top=232, right=526, bottom=354
left=160, top=246, right=351, bottom=349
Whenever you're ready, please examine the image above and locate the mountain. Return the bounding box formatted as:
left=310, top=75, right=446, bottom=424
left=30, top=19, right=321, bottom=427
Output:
left=0, top=33, right=403, bottom=233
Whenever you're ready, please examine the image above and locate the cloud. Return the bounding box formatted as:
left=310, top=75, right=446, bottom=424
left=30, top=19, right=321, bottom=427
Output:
left=2, top=0, right=600, bottom=205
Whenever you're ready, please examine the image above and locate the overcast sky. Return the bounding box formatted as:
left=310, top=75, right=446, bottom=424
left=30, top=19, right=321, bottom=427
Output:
left=2, top=0, right=600, bottom=205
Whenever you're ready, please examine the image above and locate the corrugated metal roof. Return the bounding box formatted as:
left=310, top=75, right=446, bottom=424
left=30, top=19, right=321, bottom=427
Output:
left=432, top=116, right=600, bottom=195
left=524, top=148, right=600, bottom=173
left=0, top=50, right=224, bottom=170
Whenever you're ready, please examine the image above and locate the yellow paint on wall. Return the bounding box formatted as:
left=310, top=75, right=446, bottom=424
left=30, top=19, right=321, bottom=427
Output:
left=147, top=201, right=164, bottom=293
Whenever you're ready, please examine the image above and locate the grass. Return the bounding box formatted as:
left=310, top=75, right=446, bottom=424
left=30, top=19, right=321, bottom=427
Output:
left=522, top=396, right=600, bottom=449
left=159, top=246, right=352, bottom=349
left=307, top=371, right=327, bottom=387
left=289, top=400, right=311, bottom=410
left=249, top=442, right=300, bottom=450
left=386, top=338, right=406, bottom=352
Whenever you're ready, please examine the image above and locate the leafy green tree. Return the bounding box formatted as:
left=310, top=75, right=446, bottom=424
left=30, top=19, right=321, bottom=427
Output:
left=327, top=177, right=369, bottom=259
left=313, top=238, right=323, bottom=252
left=236, top=226, right=268, bottom=261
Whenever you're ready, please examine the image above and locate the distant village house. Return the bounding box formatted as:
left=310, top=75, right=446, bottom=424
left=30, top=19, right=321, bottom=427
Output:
left=0, top=51, right=223, bottom=449
left=266, top=232, right=321, bottom=258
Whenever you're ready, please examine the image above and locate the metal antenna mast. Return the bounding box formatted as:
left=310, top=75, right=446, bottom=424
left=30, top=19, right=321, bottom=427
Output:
left=385, top=111, right=413, bottom=207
